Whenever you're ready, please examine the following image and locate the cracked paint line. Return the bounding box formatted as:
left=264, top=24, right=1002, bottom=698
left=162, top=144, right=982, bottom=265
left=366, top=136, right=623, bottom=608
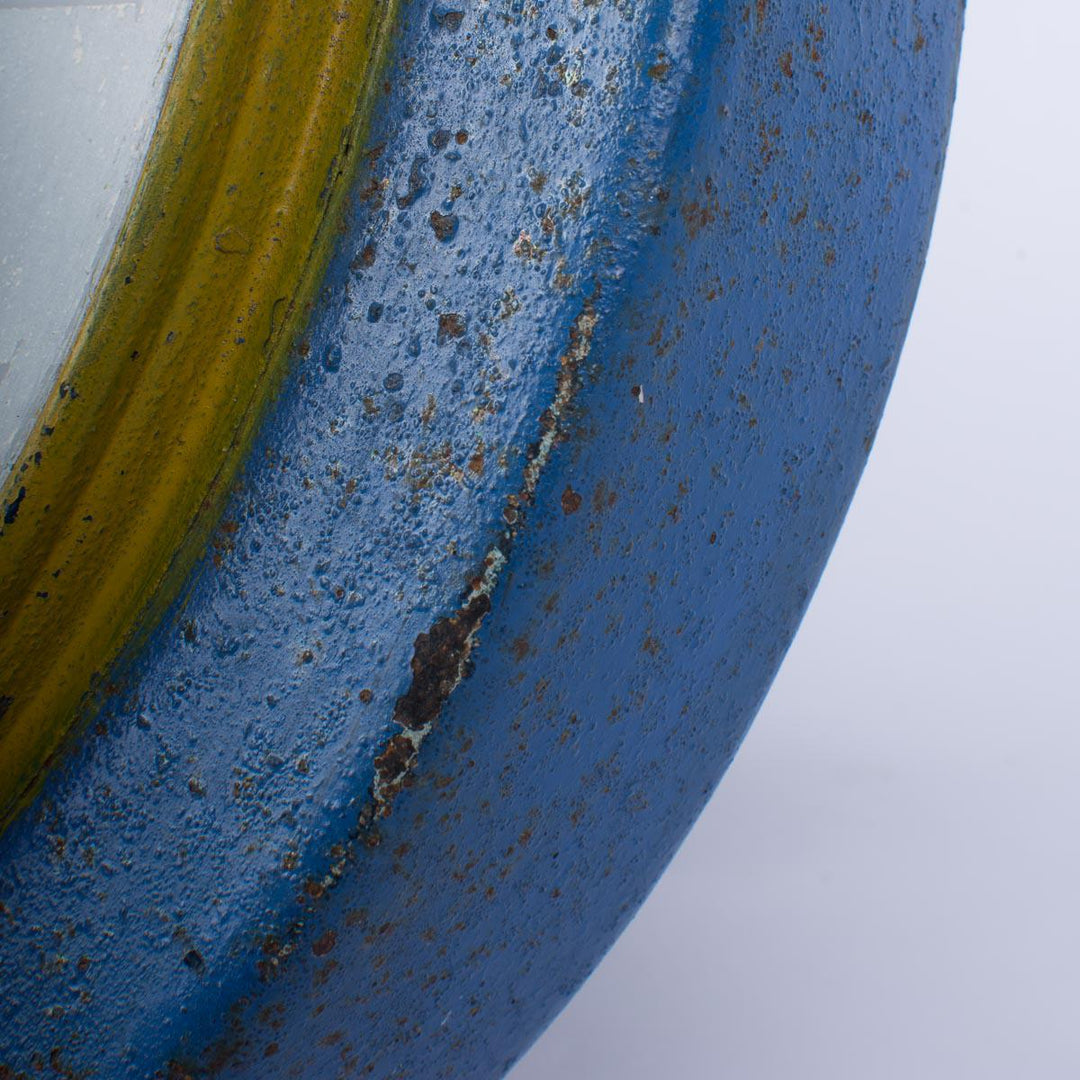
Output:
left=372, top=298, right=598, bottom=814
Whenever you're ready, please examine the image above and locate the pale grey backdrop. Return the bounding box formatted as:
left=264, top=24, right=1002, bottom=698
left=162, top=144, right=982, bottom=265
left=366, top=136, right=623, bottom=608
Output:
left=513, top=3, right=1080, bottom=1077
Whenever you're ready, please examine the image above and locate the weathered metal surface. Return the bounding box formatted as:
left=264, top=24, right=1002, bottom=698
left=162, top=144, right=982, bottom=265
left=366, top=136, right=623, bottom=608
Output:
left=0, top=0, right=962, bottom=1076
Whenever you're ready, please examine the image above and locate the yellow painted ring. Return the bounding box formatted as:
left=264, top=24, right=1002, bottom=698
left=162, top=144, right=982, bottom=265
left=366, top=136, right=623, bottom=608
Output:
left=0, top=0, right=398, bottom=828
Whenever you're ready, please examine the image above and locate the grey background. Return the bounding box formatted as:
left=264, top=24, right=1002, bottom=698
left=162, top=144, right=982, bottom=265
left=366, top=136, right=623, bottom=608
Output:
left=513, top=3, right=1080, bottom=1077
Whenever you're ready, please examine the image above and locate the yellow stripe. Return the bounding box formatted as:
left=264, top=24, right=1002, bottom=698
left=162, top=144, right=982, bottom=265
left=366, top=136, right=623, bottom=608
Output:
left=0, top=0, right=397, bottom=827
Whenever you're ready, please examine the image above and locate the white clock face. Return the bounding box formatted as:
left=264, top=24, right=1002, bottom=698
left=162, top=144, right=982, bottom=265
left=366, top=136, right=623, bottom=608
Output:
left=0, top=0, right=194, bottom=475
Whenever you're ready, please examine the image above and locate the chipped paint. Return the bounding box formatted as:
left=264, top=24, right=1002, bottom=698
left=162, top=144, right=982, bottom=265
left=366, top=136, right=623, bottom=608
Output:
left=372, top=301, right=597, bottom=814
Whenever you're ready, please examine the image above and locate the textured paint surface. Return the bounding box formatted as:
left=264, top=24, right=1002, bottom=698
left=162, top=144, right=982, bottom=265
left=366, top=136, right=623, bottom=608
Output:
left=0, top=0, right=962, bottom=1076
left=0, top=0, right=398, bottom=827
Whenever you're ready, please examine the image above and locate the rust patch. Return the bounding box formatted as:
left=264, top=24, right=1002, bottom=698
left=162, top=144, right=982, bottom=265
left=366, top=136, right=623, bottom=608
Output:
left=395, top=595, right=492, bottom=736
left=429, top=209, right=459, bottom=242
left=437, top=312, right=467, bottom=344
left=311, top=930, right=337, bottom=957
left=369, top=295, right=598, bottom=817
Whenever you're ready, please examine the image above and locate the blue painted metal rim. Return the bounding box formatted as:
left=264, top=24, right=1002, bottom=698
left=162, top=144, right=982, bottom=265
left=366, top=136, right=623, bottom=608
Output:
left=0, top=1, right=963, bottom=1076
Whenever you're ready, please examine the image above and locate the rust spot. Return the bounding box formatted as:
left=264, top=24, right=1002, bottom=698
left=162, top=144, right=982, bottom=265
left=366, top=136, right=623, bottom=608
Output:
left=779, top=50, right=794, bottom=78
left=560, top=485, right=583, bottom=515
left=437, top=312, right=467, bottom=344
left=758, top=121, right=780, bottom=167
left=591, top=480, right=616, bottom=514
left=681, top=197, right=717, bottom=239
left=311, top=930, right=337, bottom=957
left=395, top=594, right=492, bottom=735
left=513, top=232, right=545, bottom=262
left=396, top=155, right=429, bottom=209
left=429, top=210, right=459, bottom=243
left=374, top=733, right=419, bottom=800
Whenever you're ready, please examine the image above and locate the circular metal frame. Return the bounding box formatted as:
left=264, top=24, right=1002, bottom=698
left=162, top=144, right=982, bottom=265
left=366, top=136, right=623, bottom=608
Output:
left=0, top=1, right=963, bottom=1075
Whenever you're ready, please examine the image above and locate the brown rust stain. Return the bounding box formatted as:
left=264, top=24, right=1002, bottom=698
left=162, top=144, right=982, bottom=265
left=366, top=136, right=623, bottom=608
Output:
left=311, top=930, right=337, bottom=957
left=437, top=312, right=467, bottom=344
left=370, top=294, right=598, bottom=818
left=429, top=209, right=459, bottom=242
